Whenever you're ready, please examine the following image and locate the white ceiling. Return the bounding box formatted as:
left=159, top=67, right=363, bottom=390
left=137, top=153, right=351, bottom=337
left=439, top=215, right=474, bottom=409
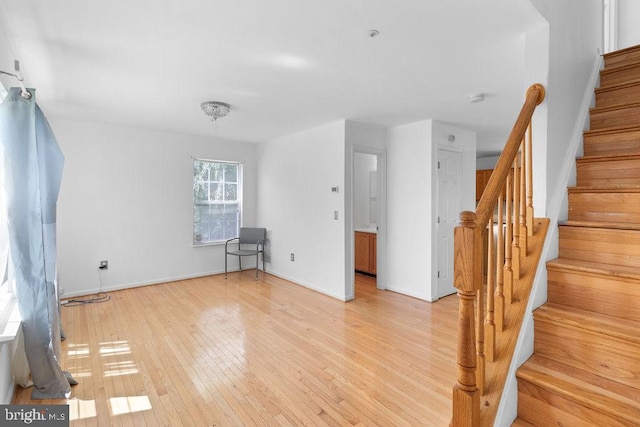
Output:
left=0, top=0, right=544, bottom=156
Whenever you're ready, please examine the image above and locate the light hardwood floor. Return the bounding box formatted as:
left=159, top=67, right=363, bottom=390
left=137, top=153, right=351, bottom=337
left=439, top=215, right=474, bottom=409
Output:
left=13, top=272, right=459, bottom=426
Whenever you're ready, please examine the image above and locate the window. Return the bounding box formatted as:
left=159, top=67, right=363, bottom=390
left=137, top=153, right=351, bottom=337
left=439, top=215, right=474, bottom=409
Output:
left=0, top=82, right=13, bottom=303
left=0, top=170, right=8, bottom=295
left=193, top=159, right=242, bottom=245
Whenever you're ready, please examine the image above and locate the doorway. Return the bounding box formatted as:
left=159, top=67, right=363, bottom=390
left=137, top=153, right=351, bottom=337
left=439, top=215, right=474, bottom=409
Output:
left=354, top=152, right=377, bottom=288
left=349, top=147, right=386, bottom=300
left=435, top=147, right=462, bottom=299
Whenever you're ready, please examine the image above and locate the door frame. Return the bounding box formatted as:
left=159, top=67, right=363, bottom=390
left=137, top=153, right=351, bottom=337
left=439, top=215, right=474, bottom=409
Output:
left=604, top=0, right=618, bottom=54
left=433, top=145, right=463, bottom=300
left=346, top=145, right=387, bottom=300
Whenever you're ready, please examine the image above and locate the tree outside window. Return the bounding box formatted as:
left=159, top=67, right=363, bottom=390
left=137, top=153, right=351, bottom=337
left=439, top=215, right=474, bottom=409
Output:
left=193, top=159, right=242, bottom=245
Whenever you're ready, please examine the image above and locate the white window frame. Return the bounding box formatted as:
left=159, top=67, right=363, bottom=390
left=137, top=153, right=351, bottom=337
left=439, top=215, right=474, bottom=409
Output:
left=0, top=81, right=11, bottom=297
left=192, top=158, right=243, bottom=246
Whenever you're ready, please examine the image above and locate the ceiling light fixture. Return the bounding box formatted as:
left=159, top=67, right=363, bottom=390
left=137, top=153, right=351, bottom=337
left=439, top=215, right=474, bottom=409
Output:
left=468, top=94, right=486, bottom=103
left=201, top=101, right=230, bottom=126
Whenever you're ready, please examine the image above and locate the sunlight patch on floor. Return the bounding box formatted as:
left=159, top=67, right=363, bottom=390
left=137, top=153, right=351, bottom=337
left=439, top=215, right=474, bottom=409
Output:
left=68, top=398, right=96, bottom=420
left=67, top=368, right=93, bottom=378
left=103, top=360, right=139, bottom=377
left=109, top=395, right=152, bottom=416
left=67, top=342, right=90, bottom=357
left=99, top=341, right=131, bottom=356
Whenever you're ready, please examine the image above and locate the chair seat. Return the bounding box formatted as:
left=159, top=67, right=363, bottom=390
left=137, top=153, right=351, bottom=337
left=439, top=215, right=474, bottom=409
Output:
left=225, top=227, right=267, bottom=280
left=228, top=249, right=260, bottom=256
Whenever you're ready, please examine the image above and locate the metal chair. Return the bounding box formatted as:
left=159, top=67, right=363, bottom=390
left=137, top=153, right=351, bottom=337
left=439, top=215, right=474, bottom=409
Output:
left=225, top=227, right=266, bottom=280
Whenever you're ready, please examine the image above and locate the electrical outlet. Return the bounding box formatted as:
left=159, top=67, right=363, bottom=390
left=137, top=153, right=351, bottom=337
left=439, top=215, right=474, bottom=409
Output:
left=290, top=253, right=295, bottom=262
left=99, top=260, right=108, bottom=270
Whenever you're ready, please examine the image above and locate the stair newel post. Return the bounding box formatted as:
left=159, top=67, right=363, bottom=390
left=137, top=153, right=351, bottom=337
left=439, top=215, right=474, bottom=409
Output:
left=495, top=191, right=505, bottom=332
left=504, top=169, right=514, bottom=305
left=512, top=155, right=521, bottom=282
left=519, top=141, right=528, bottom=254
left=485, top=210, right=496, bottom=362
left=452, top=211, right=480, bottom=427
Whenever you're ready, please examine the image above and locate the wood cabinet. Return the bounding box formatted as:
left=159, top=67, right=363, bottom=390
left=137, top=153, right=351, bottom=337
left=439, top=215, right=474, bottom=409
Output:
left=477, top=168, right=510, bottom=202
left=476, top=169, right=493, bottom=202
left=355, top=231, right=376, bottom=275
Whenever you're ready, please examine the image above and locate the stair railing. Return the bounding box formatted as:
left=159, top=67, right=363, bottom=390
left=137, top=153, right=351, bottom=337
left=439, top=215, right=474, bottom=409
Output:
left=451, top=84, right=545, bottom=426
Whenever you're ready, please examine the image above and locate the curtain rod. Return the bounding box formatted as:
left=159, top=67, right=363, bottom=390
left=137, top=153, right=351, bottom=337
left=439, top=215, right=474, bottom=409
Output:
left=0, top=60, right=32, bottom=99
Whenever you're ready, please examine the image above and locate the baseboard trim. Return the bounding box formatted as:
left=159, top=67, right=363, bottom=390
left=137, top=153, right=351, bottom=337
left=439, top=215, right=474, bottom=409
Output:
left=59, top=270, right=225, bottom=299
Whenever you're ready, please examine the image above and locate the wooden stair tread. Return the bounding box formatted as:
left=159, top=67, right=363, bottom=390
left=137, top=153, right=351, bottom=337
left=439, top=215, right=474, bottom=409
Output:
left=534, top=303, right=640, bottom=344
left=548, top=256, right=640, bottom=280
left=577, top=152, right=640, bottom=163
left=604, top=44, right=640, bottom=63
left=595, top=77, right=640, bottom=94
left=600, top=59, right=640, bottom=76
left=517, top=354, right=640, bottom=423
left=561, top=219, right=640, bottom=231
left=583, top=124, right=640, bottom=137
left=590, top=100, right=640, bottom=114
left=568, top=184, right=640, bottom=193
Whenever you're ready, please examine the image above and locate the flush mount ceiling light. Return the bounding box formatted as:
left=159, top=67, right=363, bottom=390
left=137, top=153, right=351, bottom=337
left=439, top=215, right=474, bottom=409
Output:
left=468, top=94, right=486, bottom=103
left=201, top=101, right=230, bottom=124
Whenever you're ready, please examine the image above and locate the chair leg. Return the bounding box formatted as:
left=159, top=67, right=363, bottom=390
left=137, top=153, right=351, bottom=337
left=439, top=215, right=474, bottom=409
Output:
left=255, top=254, right=259, bottom=280
left=225, top=253, right=227, bottom=279
left=239, top=257, right=242, bottom=273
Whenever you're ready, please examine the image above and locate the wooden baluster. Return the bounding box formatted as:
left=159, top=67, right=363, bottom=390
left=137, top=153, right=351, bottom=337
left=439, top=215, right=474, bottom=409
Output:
left=520, top=140, right=528, bottom=255
left=525, top=123, right=534, bottom=236
left=504, top=169, right=513, bottom=305
left=476, top=222, right=486, bottom=394
left=452, top=212, right=480, bottom=427
left=512, top=155, right=521, bottom=283
left=485, top=209, right=496, bottom=362
left=495, top=192, right=505, bottom=332
left=476, top=282, right=485, bottom=395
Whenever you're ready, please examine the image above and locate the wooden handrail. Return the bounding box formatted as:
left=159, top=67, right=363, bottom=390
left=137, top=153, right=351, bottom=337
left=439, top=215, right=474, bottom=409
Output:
left=476, top=84, right=545, bottom=228
left=451, top=84, right=545, bottom=427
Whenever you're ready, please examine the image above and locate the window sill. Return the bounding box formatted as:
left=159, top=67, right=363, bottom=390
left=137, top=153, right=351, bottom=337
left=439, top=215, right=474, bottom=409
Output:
left=192, top=241, right=226, bottom=248
left=0, top=296, right=20, bottom=343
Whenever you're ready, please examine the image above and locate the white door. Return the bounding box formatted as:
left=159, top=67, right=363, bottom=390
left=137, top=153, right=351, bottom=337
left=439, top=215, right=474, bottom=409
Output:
left=436, top=148, right=462, bottom=299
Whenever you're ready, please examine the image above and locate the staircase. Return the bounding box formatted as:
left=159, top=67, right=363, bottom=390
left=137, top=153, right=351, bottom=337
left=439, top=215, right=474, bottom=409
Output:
left=514, top=45, right=640, bottom=426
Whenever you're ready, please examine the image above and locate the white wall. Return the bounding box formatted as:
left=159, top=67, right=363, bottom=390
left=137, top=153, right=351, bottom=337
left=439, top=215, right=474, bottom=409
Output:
left=50, top=118, right=257, bottom=297
left=257, top=121, right=346, bottom=300
left=386, top=121, right=432, bottom=300
left=476, top=156, right=500, bottom=170
left=618, top=0, right=640, bottom=49
left=531, top=0, right=603, bottom=217
left=524, top=20, right=550, bottom=216
left=386, top=120, right=475, bottom=302
left=0, top=31, right=18, bottom=95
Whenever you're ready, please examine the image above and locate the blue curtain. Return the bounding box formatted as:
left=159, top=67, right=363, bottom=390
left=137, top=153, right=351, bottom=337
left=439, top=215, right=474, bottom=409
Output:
left=0, top=87, right=75, bottom=399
